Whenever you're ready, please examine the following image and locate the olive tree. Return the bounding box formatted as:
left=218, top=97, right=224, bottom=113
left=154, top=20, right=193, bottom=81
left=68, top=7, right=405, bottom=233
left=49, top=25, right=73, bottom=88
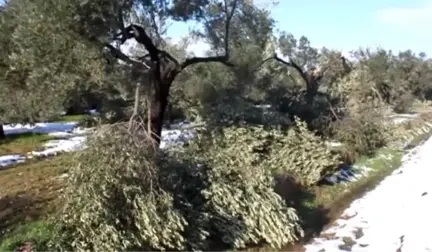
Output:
left=267, top=33, right=352, bottom=105
left=70, top=0, right=246, bottom=146
left=177, top=1, right=276, bottom=106
left=0, top=0, right=105, bottom=137
left=1, top=0, right=265, bottom=146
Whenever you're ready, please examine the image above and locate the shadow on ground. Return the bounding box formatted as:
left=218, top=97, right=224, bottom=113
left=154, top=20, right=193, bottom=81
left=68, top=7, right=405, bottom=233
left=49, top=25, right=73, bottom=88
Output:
left=279, top=177, right=329, bottom=252
left=0, top=195, right=47, bottom=239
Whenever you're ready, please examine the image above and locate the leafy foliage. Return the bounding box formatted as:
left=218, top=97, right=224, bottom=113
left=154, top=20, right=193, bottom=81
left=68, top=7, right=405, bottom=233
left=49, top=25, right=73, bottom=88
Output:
left=2, top=0, right=432, bottom=250
left=51, top=124, right=303, bottom=251
left=333, top=109, right=391, bottom=157
left=268, top=118, right=341, bottom=186
left=191, top=116, right=340, bottom=187
left=0, top=0, right=105, bottom=124
left=51, top=125, right=187, bottom=252
left=181, top=127, right=304, bottom=249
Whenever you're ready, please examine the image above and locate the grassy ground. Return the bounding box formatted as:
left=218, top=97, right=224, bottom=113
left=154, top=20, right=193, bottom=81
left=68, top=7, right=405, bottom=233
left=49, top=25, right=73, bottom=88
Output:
left=0, top=113, right=87, bottom=156
left=59, top=114, right=86, bottom=122
left=0, top=155, right=70, bottom=237
left=0, top=221, right=53, bottom=252
left=0, top=133, right=55, bottom=156
left=0, top=117, right=80, bottom=251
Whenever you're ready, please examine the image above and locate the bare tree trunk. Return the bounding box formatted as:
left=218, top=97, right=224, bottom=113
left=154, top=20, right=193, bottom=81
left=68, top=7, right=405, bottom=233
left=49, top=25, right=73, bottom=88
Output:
left=305, top=77, right=319, bottom=106
left=0, top=124, right=5, bottom=140
left=148, top=80, right=171, bottom=145
left=165, top=101, right=173, bottom=130
left=110, top=4, right=236, bottom=147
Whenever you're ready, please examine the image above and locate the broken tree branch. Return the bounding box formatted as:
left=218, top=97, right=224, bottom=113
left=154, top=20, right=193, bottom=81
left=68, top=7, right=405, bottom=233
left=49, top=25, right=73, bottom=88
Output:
left=274, top=54, right=309, bottom=84
left=105, top=43, right=151, bottom=69
left=128, top=82, right=141, bottom=130
left=121, top=24, right=160, bottom=61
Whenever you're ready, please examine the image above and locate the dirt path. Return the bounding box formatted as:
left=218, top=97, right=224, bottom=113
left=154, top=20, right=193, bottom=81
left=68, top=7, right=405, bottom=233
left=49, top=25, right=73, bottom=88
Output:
left=304, top=136, right=432, bottom=251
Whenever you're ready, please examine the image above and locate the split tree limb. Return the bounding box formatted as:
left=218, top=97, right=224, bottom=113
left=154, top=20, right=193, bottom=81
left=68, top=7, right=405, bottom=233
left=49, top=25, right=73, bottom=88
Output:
left=273, top=54, right=309, bottom=84
left=105, top=43, right=151, bottom=69
left=128, top=82, right=141, bottom=130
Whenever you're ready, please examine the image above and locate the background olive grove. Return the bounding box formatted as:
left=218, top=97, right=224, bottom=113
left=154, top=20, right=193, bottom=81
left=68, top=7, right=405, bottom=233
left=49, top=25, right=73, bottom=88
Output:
left=1, top=0, right=432, bottom=250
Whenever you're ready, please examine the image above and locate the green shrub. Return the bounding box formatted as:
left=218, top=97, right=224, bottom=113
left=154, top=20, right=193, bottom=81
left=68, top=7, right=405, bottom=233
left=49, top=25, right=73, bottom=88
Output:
left=51, top=124, right=303, bottom=251
left=189, top=94, right=292, bottom=128
left=183, top=126, right=303, bottom=249
left=268, top=118, right=341, bottom=186
left=333, top=111, right=390, bottom=156
left=191, top=117, right=340, bottom=187
left=51, top=125, right=187, bottom=251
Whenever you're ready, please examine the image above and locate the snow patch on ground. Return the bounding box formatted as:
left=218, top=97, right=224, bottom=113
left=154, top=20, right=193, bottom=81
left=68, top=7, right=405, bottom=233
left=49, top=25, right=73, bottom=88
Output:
left=0, top=155, right=26, bottom=168
left=305, top=135, right=432, bottom=252
left=29, top=127, right=91, bottom=158
left=160, top=128, right=195, bottom=149
left=324, top=152, right=398, bottom=185
left=3, top=122, right=78, bottom=135
left=388, top=113, right=419, bottom=125
left=0, top=121, right=195, bottom=168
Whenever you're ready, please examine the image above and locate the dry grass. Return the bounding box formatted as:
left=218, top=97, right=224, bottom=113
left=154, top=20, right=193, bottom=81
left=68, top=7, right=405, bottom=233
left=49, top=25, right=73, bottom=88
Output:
left=0, top=155, right=71, bottom=236
left=0, top=133, right=54, bottom=156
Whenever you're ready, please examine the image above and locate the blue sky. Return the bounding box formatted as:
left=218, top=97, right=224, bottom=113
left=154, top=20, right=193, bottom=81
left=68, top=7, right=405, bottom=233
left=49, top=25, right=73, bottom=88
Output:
left=167, top=0, right=432, bottom=56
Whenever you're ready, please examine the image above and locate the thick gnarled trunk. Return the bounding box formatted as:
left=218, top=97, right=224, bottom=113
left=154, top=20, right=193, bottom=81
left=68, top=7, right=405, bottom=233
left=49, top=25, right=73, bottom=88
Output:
left=0, top=124, right=5, bottom=140
left=112, top=13, right=235, bottom=147
left=148, top=87, right=169, bottom=145
left=305, top=76, right=319, bottom=106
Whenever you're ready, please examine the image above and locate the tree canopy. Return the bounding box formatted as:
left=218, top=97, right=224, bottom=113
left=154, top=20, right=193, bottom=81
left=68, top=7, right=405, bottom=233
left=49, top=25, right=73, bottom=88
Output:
left=1, top=0, right=431, bottom=140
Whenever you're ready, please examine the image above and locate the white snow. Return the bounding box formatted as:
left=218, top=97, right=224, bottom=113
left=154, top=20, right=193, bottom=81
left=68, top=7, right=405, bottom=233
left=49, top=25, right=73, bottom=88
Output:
left=0, top=121, right=195, bottom=168
left=388, top=113, right=419, bottom=125
left=29, top=127, right=91, bottom=158
left=0, top=155, right=26, bottom=167
left=3, top=122, right=78, bottom=135
left=160, top=124, right=195, bottom=149
left=0, top=122, right=81, bottom=167
left=305, top=135, right=432, bottom=252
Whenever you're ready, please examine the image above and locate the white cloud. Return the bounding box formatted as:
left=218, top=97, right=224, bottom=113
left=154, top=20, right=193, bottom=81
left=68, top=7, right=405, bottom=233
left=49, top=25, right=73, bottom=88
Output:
left=377, top=3, right=432, bottom=28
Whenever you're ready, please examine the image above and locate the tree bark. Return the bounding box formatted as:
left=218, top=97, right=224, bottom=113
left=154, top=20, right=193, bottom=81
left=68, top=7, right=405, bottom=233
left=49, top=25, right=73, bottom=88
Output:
left=148, top=80, right=171, bottom=145
left=305, top=76, right=319, bottom=106
left=128, top=82, right=141, bottom=130
left=165, top=101, right=173, bottom=130
left=0, top=124, right=5, bottom=140
left=110, top=0, right=238, bottom=147
left=270, top=54, right=352, bottom=106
